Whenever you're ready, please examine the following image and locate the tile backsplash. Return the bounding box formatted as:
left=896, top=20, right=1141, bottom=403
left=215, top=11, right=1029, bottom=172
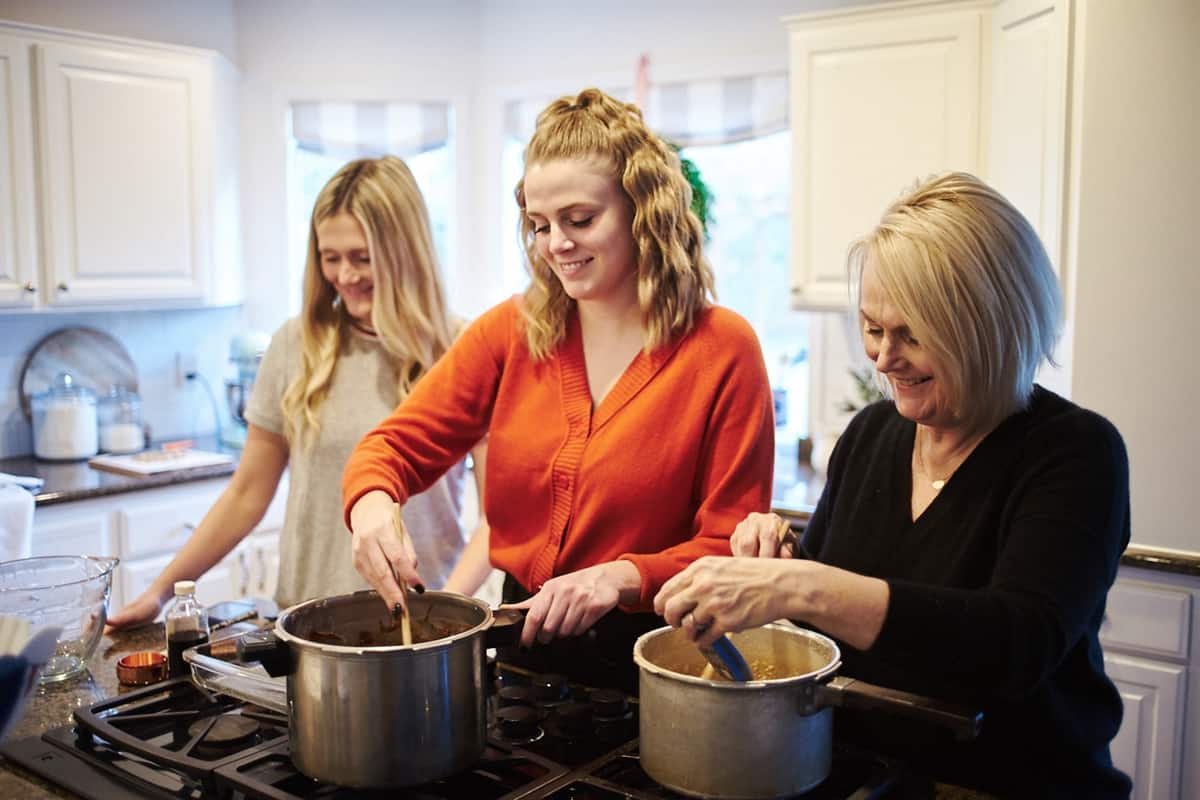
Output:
left=0, top=307, right=245, bottom=458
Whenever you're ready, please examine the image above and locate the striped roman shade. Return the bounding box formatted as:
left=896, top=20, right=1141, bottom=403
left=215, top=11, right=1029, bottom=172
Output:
left=502, top=72, right=788, bottom=147
left=290, top=101, right=451, bottom=159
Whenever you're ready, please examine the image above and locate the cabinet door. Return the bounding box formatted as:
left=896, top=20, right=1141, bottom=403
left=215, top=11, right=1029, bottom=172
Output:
left=787, top=6, right=983, bottom=309
left=987, top=0, right=1070, bottom=272
left=123, top=551, right=238, bottom=618
left=30, top=507, right=113, bottom=558
left=249, top=532, right=281, bottom=600
left=1104, top=653, right=1184, bottom=800
left=0, top=33, right=38, bottom=308
left=34, top=40, right=212, bottom=306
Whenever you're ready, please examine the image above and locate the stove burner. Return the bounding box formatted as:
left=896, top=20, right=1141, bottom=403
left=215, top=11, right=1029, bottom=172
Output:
left=187, top=714, right=262, bottom=750
left=494, top=704, right=544, bottom=745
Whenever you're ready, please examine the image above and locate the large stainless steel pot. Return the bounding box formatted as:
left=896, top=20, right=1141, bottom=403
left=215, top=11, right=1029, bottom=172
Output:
left=634, top=623, right=982, bottom=800
left=231, top=589, right=521, bottom=788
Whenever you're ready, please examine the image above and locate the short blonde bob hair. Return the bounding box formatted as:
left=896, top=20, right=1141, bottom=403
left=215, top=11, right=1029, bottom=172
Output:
left=515, top=88, right=715, bottom=359
left=282, top=156, right=455, bottom=449
left=848, top=172, right=1061, bottom=436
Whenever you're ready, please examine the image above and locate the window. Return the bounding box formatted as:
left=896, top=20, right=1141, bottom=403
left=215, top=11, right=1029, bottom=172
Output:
left=285, top=101, right=455, bottom=317
left=498, top=74, right=812, bottom=457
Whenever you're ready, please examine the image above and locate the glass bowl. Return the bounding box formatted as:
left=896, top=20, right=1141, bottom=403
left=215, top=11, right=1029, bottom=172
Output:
left=0, top=556, right=119, bottom=683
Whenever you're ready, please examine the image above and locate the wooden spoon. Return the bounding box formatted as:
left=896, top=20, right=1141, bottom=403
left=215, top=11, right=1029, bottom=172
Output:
left=389, top=503, right=413, bottom=646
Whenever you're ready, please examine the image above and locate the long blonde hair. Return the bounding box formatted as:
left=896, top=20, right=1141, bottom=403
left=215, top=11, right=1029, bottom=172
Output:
left=515, top=88, right=715, bottom=359
left=282, top=156, right=455, bottom=448
left=848, top=172, right=1061, bottom=436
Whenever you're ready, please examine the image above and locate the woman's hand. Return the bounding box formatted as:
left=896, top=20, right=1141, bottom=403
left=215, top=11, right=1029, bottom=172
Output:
left=729, top=512, right=796, bottom=558
left=350, top=490, right=421, bottom=613
left=653, top=556, right=799, bottom=647
left=105, top=589, right=167, bottom=633
left=504, top=560, right=641, bottom=649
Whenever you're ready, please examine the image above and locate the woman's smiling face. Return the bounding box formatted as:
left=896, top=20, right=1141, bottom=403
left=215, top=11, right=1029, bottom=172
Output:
left=523, top=156, right=637, bottom=310
left=317, top=211, right=374, bottom=329
left=859, top=258, right=955, bottom=429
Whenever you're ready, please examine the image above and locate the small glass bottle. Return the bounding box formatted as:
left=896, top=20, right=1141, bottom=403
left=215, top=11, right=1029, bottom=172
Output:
left=165, top=580, right=210, bottom=678
left=98, top=386, right=145, bottom=454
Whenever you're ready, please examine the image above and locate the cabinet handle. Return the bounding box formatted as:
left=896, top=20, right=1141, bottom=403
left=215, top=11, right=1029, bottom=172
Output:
left=23, top=282, right=36, bottom=293
left=237, top=550, right=249, bottom=597
left=57, top=282, right=69, bottom=292
left=257, top=548, right=267, bottom=594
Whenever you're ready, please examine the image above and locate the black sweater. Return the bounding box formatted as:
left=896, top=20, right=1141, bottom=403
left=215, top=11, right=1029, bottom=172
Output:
left=804, top=386, right=1131, bottom=798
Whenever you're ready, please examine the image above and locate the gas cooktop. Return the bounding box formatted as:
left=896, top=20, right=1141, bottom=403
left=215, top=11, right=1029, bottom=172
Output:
left=1, top=670, right=901, bottom=799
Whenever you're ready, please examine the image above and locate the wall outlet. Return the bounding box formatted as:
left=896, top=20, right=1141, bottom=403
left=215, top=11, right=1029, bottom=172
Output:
left=175, top=351, right=198, bottom=386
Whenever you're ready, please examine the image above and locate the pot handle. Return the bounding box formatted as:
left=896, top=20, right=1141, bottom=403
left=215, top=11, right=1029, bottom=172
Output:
left=236, top=628, right=294, bottom=678
left=816, top=676, right=983, bottom=741
left=485, top=607, right=526, bottom=649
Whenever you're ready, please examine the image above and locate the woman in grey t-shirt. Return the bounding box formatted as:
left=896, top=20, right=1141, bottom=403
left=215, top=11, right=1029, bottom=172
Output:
left=108, top=156, right=487, bottom=625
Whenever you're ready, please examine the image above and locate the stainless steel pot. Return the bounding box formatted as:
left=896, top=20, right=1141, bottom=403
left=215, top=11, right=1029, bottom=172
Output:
left=633, top=623, right=982, bottom=800
left=233, top=589, right=521, bottom=788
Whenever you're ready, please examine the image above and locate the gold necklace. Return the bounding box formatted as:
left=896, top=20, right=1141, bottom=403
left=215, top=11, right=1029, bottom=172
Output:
left=914, top=432, right=949, bottom=491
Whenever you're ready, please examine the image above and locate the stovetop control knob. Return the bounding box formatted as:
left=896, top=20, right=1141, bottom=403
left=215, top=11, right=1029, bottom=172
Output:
left=498, top=685, right=533, bottom=707
left=531, top=672, right=570, bottom=703
left=589, top=688, right=628, bottom=718
left=496, top=705, right=540, bottom=739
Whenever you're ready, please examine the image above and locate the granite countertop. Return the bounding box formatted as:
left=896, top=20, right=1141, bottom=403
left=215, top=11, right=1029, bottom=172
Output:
left=0, top=436, right=238, bottom=507
left=0, top=623, right=174, bottom=798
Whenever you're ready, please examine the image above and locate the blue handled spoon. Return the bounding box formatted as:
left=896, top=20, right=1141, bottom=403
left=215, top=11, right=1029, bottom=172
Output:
left=697, top=631, right=752, bottom=682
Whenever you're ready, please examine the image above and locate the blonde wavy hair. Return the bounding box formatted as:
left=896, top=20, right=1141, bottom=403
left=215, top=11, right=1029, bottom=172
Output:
left=282, top=156, right=455, bottom=449
left=848, top=171, right=1062, bottom=437
left=515, top=88, right=715, bottom=359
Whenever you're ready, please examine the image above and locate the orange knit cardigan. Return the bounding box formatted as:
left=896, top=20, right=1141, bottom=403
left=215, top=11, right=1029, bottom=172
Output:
left=342, top=297, right=775, bottom=610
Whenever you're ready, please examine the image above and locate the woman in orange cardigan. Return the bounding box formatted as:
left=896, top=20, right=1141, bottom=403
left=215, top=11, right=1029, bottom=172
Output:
left=342, top=88, right=773, bottom=689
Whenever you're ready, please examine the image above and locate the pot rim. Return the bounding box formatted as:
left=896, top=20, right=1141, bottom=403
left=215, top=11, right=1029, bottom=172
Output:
left=633, top=622, right=842, bottom=688
left=274, top=589, right=494, bottom=655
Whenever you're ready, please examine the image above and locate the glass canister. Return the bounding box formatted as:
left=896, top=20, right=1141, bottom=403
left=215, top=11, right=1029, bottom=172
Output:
left=98, top=386, right=145, bottom=454
left=31, top=372, right=98, bottom=461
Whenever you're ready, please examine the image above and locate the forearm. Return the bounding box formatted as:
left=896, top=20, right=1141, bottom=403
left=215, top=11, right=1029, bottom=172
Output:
left=782, top=560, right=889, bottom=651
left=443, top=521, right=492, bottom=596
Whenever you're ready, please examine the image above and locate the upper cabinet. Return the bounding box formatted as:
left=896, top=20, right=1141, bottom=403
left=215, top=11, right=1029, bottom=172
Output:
left=785, top=0, right=1071, bottom=311
left=0, top=23, right=241, bottom=311
left=785, top=2, right=985, bottom=310
left=0, top=32, right=39, bottom=307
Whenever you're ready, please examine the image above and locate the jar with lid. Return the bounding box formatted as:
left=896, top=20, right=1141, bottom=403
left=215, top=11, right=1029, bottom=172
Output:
left=31, top=372, right=98, bottom=461
left=98, top=386, right=145, bottom=454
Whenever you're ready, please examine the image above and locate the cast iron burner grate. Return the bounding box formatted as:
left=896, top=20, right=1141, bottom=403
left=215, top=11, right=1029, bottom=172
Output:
left=73, top=677, right=288, bottom=775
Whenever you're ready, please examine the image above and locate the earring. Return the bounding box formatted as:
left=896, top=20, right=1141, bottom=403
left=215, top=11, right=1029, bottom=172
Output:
left=331, top=294, right=342, bottom=310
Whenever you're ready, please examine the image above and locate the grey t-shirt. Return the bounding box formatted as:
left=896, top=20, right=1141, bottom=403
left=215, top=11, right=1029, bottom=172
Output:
left=245, top=317, right=467, bottom=608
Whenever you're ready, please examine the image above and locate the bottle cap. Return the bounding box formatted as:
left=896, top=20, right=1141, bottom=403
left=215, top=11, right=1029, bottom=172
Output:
left=174, top=580, right=196, bottom=595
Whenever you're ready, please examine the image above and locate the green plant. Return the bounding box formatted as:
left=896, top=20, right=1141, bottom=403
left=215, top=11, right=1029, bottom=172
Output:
left=836, top=366, right=885, bottom=414
left=671, top=144, right=714, bottom=242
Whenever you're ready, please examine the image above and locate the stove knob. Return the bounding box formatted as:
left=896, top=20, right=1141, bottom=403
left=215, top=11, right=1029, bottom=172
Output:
left=496, top=705, right=540, bottom=739
left=589, top=688, right=628, bottom=718
left=554, top=701, right=594, bottom=738
left=498, top=685, right=533, bottom=707
left=531, top=672, right=570, bottom=703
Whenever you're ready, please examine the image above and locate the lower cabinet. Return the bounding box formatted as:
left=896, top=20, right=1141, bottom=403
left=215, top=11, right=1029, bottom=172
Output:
left=1101, top=571, right=1194, bottom=800
left=30, top=475, right=287, bottom=617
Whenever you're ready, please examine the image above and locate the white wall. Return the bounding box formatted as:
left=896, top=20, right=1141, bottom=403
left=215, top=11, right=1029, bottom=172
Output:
left=0, top=0, right=236, bottom=59
left=1067, top=0, right=1200, bottom=554
left=233, top=0, right=484, bottom=335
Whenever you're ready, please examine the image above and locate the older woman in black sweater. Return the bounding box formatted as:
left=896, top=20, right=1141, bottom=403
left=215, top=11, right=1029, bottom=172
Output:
left=655, top=172, right=1131, bottom=799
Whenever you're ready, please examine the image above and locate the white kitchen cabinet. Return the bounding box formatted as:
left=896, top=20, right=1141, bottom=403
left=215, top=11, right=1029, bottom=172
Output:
left=28, top=500, right=114, bottom=558
left=1100, top=574, right=1193, bottom=800
left=0, top=21, right=241, bottom=311
left=31, top=474, right=288, bottom=614
left=0, top=32, right=38, bottom=308
left=784, top=1, right=985, bottom=310
left=985, top=0, right=1070, bottom=275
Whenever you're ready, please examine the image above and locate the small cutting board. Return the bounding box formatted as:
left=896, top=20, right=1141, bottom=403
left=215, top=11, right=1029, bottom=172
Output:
left=88, top=449, right=233, bottom=477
